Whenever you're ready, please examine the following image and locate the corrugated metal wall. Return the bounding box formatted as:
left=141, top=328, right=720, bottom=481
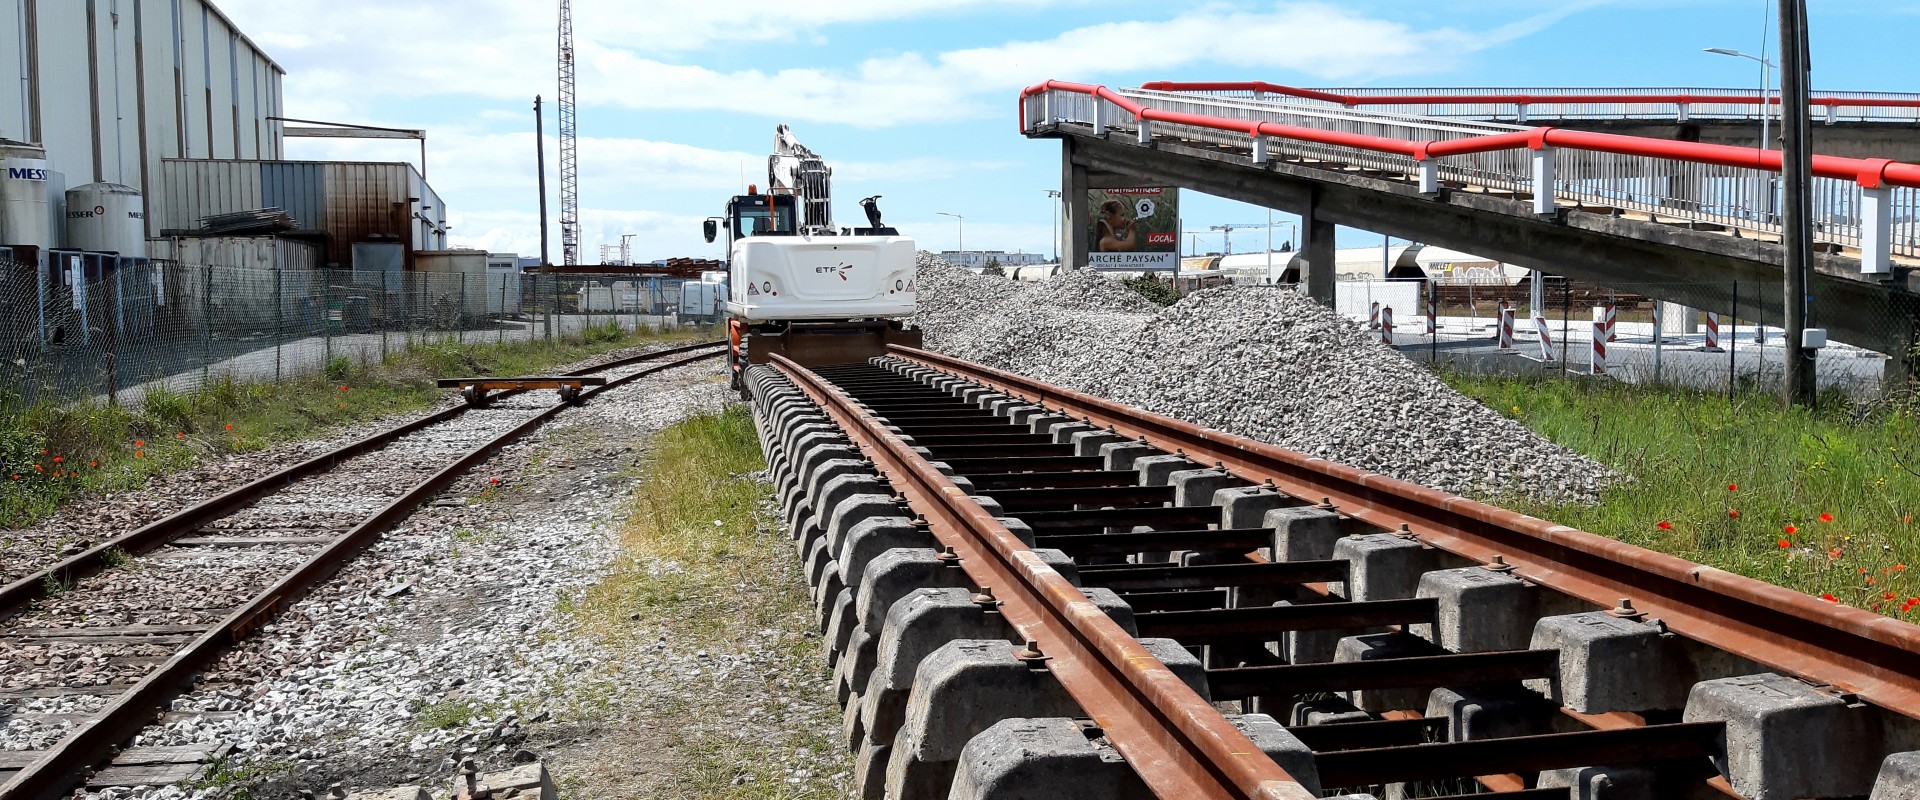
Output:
left=0, top=0, right=285, bottom=240
left=157, top=159, right=446, bottom=268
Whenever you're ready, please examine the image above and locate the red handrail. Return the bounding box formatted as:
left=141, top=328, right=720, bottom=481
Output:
left=1020, top=80, right=1920, bottom=189
left=1138, top=81, right=1920, bottom=110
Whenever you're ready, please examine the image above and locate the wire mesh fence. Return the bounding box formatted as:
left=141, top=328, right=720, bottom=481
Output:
left=0, top=259, right=716, bottom=409
left=1348, top=277, right=1911, bottom=399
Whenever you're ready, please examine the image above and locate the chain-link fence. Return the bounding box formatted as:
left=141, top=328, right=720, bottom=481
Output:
left=0, top=259, right=716, bottom=409
left=1351, top=277, right=1913, bottom=399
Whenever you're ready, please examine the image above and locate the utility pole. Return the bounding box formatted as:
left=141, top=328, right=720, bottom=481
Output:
left=1779, top=0, right=1816, bottom=406
left=534, top=96, right=550, bottom=268
left=557, top=0, right=581, bottom=266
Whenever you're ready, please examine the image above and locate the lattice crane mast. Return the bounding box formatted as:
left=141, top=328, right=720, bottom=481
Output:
left=557, top=0, right=580, bottom=265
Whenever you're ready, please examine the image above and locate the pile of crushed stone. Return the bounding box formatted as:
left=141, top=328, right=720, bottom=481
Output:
left=908, top=252, right=1613, bottom=504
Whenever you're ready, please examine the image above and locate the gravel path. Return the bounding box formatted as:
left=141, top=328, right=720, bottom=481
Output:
left=911, top=253, right=1615, bottom=504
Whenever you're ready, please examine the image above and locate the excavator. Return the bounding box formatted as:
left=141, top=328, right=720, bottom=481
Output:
left=705, top=125, right=921, bottom=392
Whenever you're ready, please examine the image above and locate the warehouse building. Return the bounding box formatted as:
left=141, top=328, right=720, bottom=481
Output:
left=0, top=0, right=446, bottom=271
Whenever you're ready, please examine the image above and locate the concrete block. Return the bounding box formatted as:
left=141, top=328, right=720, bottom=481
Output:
left=1100, top=440, right=1161, bottom=471
left=861, top=589, right=1012, bottom=750
left=837, top=517, right=928, bottom=589
left=1047, top=421, right=1096, bottom=444
left=798, top=473, right=890, bottom=551
left=476, top=762, right=557, bottom=800
left=1412, top=567, right=1539, bottom=652
left=1872, top=752, right=1920, bottom=800
left=1232, top=713, right=1322, bottom=793
left=1527, top=612, right=1691, bottom=713
left=1002, top=405, right=1046, bottom=426
left=1267, top=506, right=1345, bottom=563
left=948, top=718, right=1154, bottom=800
left=1331, top=535, right=1450, bottom=602
left=1425, top=685, right=1551, bottom=742
left=985, top=397, right=1024, bottom=416
left=1027, top=412, right=1073, bottom=435
left=1216, top=486, right=1295, bottom=532
left=1334, top=632, right=1439, bottom=713
left=1684, top=672, right=1883, bottom=799
left=1170, top=468, right=1241, bottom=507
left=1274, top=599, right=1348, bottom=665
left=842, top=549, right=976, bottom=698
left=972, top=391, right=1009, bottom=410
left=826, top=495, right=905, bottom=559
left=885, top=639, right=1084, bottom=800
left=1133, top=454, right=1194, bottom=487
left=1070, top=430, right=1126, bottom=458
left=824, top=587, right=857, bottom=665
left=1538, top=765, right=1659, bottom=800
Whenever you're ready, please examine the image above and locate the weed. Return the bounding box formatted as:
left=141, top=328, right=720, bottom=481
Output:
left=323, top=355, right=353, bottom=382
left=192, top=756, right=293, bottom=799
left=410, top=699, right=477, bottom=730
left=1444, top=371, right=1920, bottom=616
left=40, top=571, right=71, bottom=597
left=100, top=546, right=132, bottom=569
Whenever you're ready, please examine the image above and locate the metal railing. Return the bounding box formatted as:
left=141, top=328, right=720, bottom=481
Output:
left=1021, top=82, right=1920, bottom=268
left=1140, top=83, right=1920, bottom=125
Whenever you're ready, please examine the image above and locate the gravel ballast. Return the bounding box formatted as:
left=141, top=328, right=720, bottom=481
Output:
left=911, top=253, right=1613, bottom=503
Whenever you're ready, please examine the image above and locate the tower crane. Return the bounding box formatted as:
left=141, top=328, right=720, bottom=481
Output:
left=1208, top=222, right=1293, bottom=255
left=557, top=0, right=580, bottom=265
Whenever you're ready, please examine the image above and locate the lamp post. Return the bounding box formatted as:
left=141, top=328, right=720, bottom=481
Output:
left=1043, top=190, right=1063, bottom=263
left=1704, top=46, right=1776, bottom=149
left=938, top=211, right=965, bottom=268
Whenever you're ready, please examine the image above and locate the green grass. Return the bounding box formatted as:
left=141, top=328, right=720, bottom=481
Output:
left=411, top=698, right=479, bottom=730
left=1442, top=372, right=1920, bottom=617
left=567, top=406, right=848, bottom=799
left=0, top=322, right=697, bottom=528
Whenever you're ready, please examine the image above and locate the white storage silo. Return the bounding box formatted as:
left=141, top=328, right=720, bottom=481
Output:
left=65, top=183, right=148, bottom=256
left=0, top=141, right=55, bottom=249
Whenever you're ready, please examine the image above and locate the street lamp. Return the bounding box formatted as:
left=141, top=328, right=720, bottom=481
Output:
left=1043, top=190, right=1064, bottom=263
left=1704, top=47, right=1777, bottom=149
left=937, top=212, right=964, bottom=268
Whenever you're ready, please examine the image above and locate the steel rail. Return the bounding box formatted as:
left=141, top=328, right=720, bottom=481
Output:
left=771, top=354, right=1315, bottom=800
left=892, top=345, right=1920, bottom=721
left=0, top=345, right=725, bottom=800
left=0, top=339, right=725, bottom=619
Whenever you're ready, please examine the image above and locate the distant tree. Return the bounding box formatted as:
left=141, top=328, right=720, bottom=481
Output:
left=1120, top=273, right=1179, bottom=306
left=982, top=258, right=1006, bottom=276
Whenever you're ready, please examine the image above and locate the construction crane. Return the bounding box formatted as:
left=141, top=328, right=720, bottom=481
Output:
left=557, top=0, right=580, bottom=266
left=1207, top=222, right=1293, bottom=255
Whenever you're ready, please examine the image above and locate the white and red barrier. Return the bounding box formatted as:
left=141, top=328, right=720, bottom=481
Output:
left=1533, top=314, right=1556, bottom=361
left=1368, top=301, right=1381, bottom=330
left=1380, top=306, right=1395, bottom=344
left=1701, top=312, right=1725, bottom=352
left=1590, top=307, right=1608, bottom=374
left=1497, top=305, right=1516, bottom=350
left=1601, top=302, right=1617, bottom=342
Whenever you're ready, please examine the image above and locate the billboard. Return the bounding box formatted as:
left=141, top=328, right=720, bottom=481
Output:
left=1087, top=187, right=1179, bottom=271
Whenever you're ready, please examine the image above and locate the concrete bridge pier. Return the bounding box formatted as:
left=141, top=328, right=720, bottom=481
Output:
left=1303, top=190, right=1336, bottom=307
left=1062, top=138, right=1091, bottom=270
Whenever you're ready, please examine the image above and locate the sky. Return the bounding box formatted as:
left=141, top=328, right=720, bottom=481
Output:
left=212, top=0, right=1920, bottom=264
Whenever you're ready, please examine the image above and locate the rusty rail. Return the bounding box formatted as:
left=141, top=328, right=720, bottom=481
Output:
left=891, top=344, right=1920, bottom=721
left=770, top=353, right=1316, bottom=800
left=0, top=344, right=725, bottom=800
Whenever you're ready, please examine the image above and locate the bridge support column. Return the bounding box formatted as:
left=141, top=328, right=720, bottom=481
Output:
left=1304, top=193, right=1335, bottom=307
left=1062, top=139, right=1090, bottom=270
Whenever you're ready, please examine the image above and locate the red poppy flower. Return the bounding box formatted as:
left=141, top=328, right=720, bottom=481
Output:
left=1897, top=564, right=1910, bottom=572
left=1861, top=568, right=1870, bottom=574
left=1779, top=539, right=1792, bottom=549
left=135, top=440, right=144, bottom=448
left=134, top=450, right=143, bottom=458
left=1784, top=524, right=1798, bottom=535
left=1727, top=483, right=1738, bottom=491
left=1886, top=592, right=1897, bottom=600
left=225, top=423, right=233, bottom=431
left=489, top=477, right=501, bottom=486
left=1656, top=520, right=1673, bottom=530
left=52, top=456, right=61, bottom=463
left=32, top=464, right=41, bottom=472
left=1829, top=547, right=1844, bottom=559
left=88, top=461, right=97, bottom=468
left=1818, top=513, right=1834, bottom=523
left=1727, top=509, right=1740, bottom=519
left=340, top=385, right=351, bottom=392
left=1821, top=593, right=1839, bottom=603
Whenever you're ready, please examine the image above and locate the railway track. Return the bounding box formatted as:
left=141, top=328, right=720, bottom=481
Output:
left=0, top=339, right=726, bottom=799
left=752, top=347, right=1920, bottom=800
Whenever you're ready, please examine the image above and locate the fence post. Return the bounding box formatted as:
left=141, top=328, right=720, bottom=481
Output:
left=1728, top=280, right=1737, bottom=403
left=106, top=268, right=120, bottom=405
left=324, top=270, right=334, bottom=366
left=499, top=279, right=507, bottom=344
left=458, top=272, right=468, bottom=345
left=36, top=257, right=47, bottom=350
left=1380, top=307, right=1394, bottom=345
left=1652, top=300, right=1664, bottom=386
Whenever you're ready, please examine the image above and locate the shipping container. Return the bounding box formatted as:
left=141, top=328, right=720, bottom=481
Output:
left=150, top=235, right=321, bottom=329
left=414, top=249, right=491, bottom=316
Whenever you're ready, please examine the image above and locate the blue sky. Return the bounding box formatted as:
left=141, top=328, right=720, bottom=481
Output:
left=214, top=0, right=1919, bottom=263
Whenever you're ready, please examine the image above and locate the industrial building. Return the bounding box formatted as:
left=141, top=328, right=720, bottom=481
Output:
left=0, top=0, right=448, bottom=274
